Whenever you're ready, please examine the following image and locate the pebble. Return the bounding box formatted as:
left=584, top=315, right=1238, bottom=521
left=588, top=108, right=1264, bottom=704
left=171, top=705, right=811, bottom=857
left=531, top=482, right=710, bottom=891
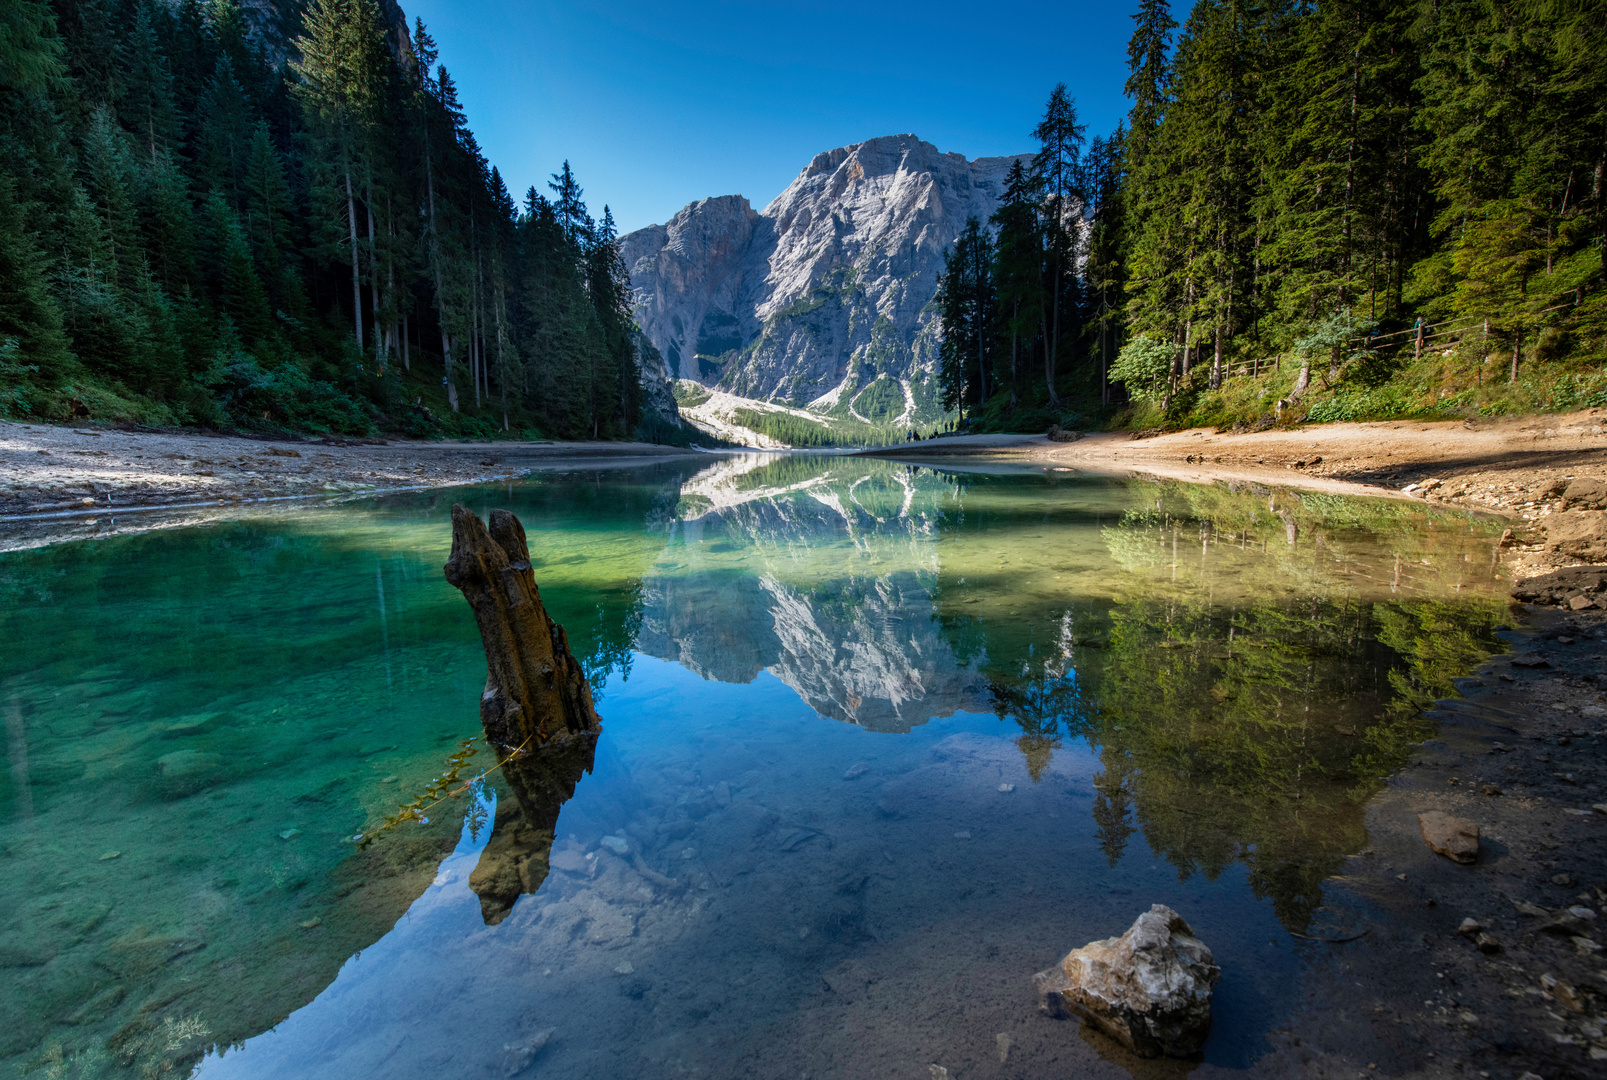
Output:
left=98, top=851, right=121, bottom=861
left=1553, top=873, right=1574, bottom=886
left=995, top=1033, right=1011, bottom=1062
left=279, top=828, right=301, bottom=840
left=1566, top=906, right=1596, bottom=920
left=997, top=783, right=1015, bottom=793
left=600, top=834, right=629, bottom=854
left=954, top=830, right=972, bottom=840
left=613, top=961, right=634, bottom=975
left=1458, top=917, right=1482, bottom=934
left=842, top=762, right=869, bottom=780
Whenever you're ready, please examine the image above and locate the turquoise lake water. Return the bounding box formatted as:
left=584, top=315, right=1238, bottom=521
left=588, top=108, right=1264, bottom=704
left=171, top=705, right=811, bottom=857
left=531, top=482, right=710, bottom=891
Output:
left=0, top=455, right=1510, bottom=1078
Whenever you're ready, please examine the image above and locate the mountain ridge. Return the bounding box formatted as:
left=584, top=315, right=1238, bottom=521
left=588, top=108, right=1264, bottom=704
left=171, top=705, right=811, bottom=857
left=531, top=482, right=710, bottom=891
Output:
left=622, top=136, right=1029, bottom=432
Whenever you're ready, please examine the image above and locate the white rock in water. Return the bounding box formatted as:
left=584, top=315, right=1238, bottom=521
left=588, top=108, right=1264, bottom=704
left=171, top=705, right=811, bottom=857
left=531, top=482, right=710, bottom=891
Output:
left=600, top=834, right=629, bottom=855
left=1035, top=904, right=1221, bottom=1058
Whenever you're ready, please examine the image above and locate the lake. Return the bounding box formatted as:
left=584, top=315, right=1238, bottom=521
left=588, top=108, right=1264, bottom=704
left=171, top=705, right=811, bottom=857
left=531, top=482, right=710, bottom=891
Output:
left=0, top=454, right=1509, bottom=1079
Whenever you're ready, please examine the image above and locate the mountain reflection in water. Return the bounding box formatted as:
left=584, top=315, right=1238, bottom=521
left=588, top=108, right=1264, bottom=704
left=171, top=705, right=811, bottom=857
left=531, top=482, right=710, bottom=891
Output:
left=639, top=456, right=1506, bottom=930
left=0, top=455, right=1508, bottom=1078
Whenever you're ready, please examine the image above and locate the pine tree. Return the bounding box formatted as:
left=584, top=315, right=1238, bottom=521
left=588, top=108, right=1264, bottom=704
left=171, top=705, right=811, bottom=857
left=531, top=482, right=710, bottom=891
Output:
left=0, top=0, right=64, bottom=93
left=1083, top=128, right=1127, bottom=402
left=292, top=0, right=389, bottom=351
left=118, top=0, right=180, bottom=159
left=244, top=121, right=295, bottom=309
left=0, top=171, right=73, bottom=386
left=550, top=161, right=588, bottom=247
left=990, top=160, right=1041, bottom=406
left=197, top=55, right=254, bottom=205
left=1032, top=84, right=1085, bottom=404
left=936, top=216, right=996, bottom=417
left=1124, top=0, right=1176, bottom=172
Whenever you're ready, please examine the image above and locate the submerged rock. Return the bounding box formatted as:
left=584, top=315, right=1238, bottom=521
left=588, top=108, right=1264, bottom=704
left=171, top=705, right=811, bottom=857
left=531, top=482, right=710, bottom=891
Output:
left=1034, top=904, right=1221, bottom=1058
left=1418, top=811, right=1479, bottom=863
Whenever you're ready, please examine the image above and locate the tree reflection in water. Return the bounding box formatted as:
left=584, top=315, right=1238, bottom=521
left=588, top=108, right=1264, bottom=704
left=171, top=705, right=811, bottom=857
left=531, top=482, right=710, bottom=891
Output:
left=933, top=477, right=1507, bottom=932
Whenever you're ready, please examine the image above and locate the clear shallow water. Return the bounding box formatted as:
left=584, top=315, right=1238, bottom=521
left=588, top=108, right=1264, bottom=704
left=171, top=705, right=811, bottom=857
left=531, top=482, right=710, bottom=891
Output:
left=0, top=456, right=1510, bottom=1078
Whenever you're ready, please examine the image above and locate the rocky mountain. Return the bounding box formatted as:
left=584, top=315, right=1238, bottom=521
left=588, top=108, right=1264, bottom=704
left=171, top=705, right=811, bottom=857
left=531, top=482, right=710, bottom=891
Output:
left=621, top=137, right=1028, bottom=431
left=634, top=457, right=991, bottom=731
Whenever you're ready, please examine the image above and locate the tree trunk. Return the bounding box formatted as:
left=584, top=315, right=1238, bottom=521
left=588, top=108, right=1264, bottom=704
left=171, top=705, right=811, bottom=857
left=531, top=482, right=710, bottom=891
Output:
left=494, top=284, right=510, bottom=431
left=344, top=168, right=363, bottom=350
left=366, top=176, right=381, bottom=366
left=425, top=152, right=456, bottom=411
left=1290, top=355, right=1312, bottom=400
left=1510, top=326, right=1522, bottom=383
left=445, top=505, right=602, bottom=927
left=1047, top=228, right=1061, bottom=404
left=443, top=505, right=601, bottom=763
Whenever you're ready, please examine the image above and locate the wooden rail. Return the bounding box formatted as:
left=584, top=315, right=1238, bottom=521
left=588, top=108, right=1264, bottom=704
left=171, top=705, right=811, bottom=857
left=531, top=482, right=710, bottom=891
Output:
left=1215, top=291, right=1588, bottom=385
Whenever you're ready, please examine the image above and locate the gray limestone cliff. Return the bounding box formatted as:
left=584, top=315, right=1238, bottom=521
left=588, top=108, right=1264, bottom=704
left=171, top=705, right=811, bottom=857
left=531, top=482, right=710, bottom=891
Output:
left=621, top=137, right=1028, bottom=425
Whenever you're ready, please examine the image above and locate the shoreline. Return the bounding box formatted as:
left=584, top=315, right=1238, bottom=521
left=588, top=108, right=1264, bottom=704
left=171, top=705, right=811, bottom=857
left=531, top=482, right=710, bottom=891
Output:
left=861, top=409, right=1607, bottom=575
left=1245, top=593, right=1607, bottom=1079
left=0, top=419, right=720, bottom=517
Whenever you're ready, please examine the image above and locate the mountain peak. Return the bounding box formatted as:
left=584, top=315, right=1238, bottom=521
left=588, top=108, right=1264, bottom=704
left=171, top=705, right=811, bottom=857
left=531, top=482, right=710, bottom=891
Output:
left=621, top=137, right=1029, bottom=426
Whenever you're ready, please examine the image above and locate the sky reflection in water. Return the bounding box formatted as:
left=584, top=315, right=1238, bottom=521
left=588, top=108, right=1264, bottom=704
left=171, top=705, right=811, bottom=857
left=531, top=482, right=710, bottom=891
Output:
left=0, top=455, right=1509, bottom=1079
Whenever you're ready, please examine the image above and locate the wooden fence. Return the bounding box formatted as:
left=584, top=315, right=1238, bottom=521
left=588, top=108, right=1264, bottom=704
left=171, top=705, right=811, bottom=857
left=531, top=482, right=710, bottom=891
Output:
left=1216, top=297, right=1582, bottom=384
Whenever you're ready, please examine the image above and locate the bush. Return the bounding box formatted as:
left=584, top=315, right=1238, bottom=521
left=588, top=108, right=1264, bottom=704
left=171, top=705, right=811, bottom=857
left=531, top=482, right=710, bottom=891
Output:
left=1110, top=335, right=1177, bottom=401
left=197, top=347, right=373, bottom=434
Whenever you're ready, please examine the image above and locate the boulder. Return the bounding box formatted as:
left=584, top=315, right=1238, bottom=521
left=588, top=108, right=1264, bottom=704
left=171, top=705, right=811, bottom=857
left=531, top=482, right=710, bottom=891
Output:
left=1047, top=424, right=1083, bottom=443
left=1035, top=904, right=1220, bottom=1058
left=1510, top=564, right=1607, bottom=608
left=1561, top=477, right=1607, bottom=510
left=1418, top=811, right=1479, bottom=863
left=1541, top=510, right=1607, bottom=562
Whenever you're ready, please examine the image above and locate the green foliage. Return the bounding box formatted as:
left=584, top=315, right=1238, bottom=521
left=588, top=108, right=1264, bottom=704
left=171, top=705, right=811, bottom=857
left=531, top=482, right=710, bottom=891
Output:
left=196, top=346, right=374, bottom=434
left=730, top=407, right=898, bottom=448
left=852, top=375, right=904, bottom=422
left=988, top=0, right=1607, bottom=432
left=1109, top=334, right=1176, bottom=400
left=0, top=0, right=670, bottom=442
left=672, top=379, right=711, bottom=408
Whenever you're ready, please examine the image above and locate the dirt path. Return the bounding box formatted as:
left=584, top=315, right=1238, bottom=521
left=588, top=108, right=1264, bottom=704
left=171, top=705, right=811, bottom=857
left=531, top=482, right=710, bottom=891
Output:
left=0, top=420, right=713, bottom=520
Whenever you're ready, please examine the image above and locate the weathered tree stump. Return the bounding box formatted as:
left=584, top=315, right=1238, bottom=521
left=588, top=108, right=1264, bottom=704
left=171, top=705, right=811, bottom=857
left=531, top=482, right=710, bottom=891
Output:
left=443, top=503, right=602, bottom=828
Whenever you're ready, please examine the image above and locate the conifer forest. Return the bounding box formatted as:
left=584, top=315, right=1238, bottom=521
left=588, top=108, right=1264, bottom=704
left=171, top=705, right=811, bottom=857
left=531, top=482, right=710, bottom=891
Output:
left=0, top=0, right=663, bottom=440
left=938, top=0, right=1607, bottom=431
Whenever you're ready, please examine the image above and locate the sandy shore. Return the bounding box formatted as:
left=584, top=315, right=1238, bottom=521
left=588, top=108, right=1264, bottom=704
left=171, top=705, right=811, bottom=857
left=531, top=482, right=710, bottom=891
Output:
left=867, top=410, right=1607, bottom=575
left=0, top=420, right=713, bottom=520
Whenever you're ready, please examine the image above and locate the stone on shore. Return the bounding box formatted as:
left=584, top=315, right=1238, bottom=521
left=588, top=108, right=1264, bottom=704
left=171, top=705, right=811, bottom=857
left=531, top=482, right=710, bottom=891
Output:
left=1418, top=811, right=1479, bottom=863
left=1034, top=904, right=1221, bottom=1058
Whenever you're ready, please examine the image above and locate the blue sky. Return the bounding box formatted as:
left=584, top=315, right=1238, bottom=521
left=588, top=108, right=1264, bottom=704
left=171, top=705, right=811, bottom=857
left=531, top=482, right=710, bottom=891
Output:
left=405, top=1, right=1141, bottom=235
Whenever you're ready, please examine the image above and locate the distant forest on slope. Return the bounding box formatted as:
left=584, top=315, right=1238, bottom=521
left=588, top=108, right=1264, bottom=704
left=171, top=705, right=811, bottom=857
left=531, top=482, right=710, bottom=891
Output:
left=0, top=0, right=688, bottom=442
left=936, top=0, right=1607, bottom=432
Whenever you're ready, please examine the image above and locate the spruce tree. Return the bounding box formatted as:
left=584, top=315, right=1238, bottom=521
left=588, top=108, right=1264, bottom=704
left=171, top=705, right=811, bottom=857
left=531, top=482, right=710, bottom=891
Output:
left=990, top=160, right=1041, bottom=406
left=1031, top=84, right=1086, bottom=404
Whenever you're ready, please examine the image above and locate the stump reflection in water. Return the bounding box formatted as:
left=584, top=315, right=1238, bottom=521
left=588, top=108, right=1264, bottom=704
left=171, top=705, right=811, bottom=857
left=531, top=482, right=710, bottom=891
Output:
left=444, top=503, right=603, bottom=925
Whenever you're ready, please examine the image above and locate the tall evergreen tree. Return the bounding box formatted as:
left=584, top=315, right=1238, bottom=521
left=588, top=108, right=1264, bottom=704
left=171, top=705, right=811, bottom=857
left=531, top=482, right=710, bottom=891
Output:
left=936, top=216, right=996, bottom=417
left=1032, top=83, right=1086, bottom=404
